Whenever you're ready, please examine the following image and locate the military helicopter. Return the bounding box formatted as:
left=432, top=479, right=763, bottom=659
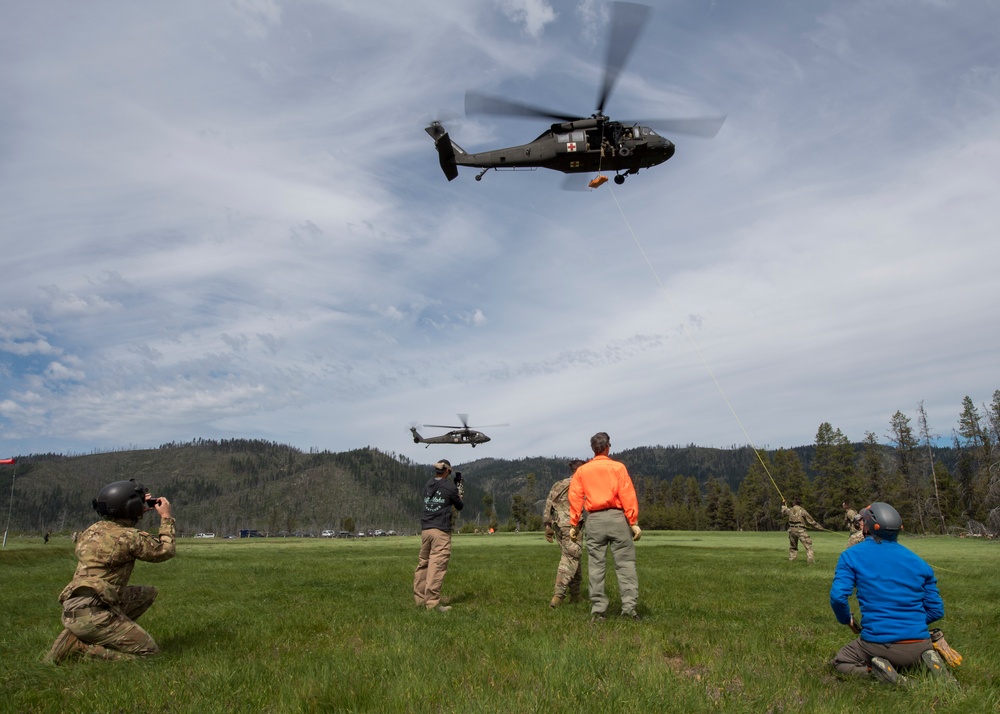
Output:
left=426, top=2, right=725, bottom=187
left=409, top=415, right=507, bottom=448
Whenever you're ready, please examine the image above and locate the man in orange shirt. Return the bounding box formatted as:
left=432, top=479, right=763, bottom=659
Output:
left=569, top=431, right=641, bottom=621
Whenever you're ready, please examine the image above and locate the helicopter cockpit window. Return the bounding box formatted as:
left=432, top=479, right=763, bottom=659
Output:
left=641, top=127, right=658, bottom=137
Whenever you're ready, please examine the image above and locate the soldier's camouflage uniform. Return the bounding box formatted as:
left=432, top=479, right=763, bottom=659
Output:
left=781, top=503, right=819, bottom=563
left=51, top=516, right=176, bottom=660
left=543, top=478, right=582, bottom=600
left=845, top=508, right=865, bottom=548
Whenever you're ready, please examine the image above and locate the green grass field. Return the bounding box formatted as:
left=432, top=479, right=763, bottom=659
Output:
left=2, top=531, right=997, bottom=713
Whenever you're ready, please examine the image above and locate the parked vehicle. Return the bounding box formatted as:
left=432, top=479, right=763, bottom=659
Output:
left=321, top=530, right=335, bottom=538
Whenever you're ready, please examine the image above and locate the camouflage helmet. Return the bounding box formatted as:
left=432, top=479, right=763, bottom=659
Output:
left=861, top=502, right=902, bottom=541
left=93, top=479, right=149, bottom=521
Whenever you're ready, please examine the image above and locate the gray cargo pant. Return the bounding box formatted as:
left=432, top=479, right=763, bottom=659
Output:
left=584, top=509, right=638, bottom=616
left=833, top=637, right=932, bottom=676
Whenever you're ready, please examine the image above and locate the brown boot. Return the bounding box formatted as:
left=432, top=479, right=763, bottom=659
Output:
left=44, top=629, right=85, bottom=664
left=549, top=595, right=564, bottom=608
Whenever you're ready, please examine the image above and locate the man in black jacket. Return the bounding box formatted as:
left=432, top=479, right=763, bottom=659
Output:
left=413, top=460, right=464, bottom=612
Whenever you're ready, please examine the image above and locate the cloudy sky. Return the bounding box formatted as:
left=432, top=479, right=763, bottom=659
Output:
left=2, top=0, right=998, bottom=464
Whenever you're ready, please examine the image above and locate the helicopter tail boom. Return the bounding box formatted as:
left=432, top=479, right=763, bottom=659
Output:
left=425, top=122, right=461, bottom=181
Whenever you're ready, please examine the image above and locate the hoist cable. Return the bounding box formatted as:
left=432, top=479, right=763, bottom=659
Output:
left=606, top=186, right=784, bottom=503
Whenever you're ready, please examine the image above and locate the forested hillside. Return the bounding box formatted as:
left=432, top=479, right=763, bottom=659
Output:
left=3, top=441, right=438, bottom=536
left=3, top=393, right=997, bottom=537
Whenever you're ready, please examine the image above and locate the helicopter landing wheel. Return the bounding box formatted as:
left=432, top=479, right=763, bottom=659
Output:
left=614, top=174, right=626, bottom=185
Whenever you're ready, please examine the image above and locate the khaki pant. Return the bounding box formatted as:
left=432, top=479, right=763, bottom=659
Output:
left=60, top=585, right=159, bottom=660
left=413, top=528, right=452, bottom=609
left=584, top=509, right=638, bottom=616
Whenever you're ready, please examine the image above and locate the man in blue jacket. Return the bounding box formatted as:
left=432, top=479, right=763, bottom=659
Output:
left=829, top=502, right=952, bottom=684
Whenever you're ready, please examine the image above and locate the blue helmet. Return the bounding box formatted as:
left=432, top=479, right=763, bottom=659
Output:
left=861, top=502, right=902, bottom=541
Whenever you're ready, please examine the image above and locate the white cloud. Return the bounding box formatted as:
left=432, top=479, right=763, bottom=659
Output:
left=1, top=0, right=998, bottom=460
left=496, top=0, right=556, bottom=38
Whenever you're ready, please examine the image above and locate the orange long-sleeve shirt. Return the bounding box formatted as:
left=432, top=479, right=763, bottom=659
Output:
left=568, top=454, right=639, bottom=526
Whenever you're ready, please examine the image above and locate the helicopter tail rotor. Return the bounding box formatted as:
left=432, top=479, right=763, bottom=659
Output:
left=425, top=121, right=460, bottom=181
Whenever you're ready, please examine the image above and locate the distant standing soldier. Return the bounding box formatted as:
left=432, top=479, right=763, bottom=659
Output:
left=844, top=502, right=864, bottom=548
left=781, top=498, right=821, bottom=563
left=569, top=432, right=642, bottom=621
left=45, top=479, right=175, bottom=663
left=413, top=459, right=464, bottom=612
left=544, top=459, right=585, bottom=608
left=44, top=530, right=50, bottom=544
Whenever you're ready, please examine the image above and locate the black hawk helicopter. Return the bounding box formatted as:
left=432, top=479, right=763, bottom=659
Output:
left=426, top=2, right=725, bottom=187
left=409, top=415, right=507, bottom=448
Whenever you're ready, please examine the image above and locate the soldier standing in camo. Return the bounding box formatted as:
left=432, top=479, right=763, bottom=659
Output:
left=781, top=498, right=820, bottom=563
left=45, top=479, right=175, bottom=663
left=844, top=501, right=865, bottom=548
left=544, top=459, right=585, bottom=608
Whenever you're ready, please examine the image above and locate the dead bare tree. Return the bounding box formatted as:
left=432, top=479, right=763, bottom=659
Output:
left=917, top=401, right=947, bottom=535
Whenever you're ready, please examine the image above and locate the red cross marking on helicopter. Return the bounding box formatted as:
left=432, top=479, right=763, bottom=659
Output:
left=567, top=142, right=577, bottom=152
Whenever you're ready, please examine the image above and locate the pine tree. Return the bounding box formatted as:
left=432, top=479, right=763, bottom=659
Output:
left=705, top=476, right=723, bottom=530
left=955, top=395, right=991, bottom=521
left=889, top=410, right=926, bottom=531
left=717, top=482, right=737, bottom=530
left=810, top=423, right=859, bottom=526
left=736, top=453, right=778, bottom=531
left=774, top=448, right=809, bottom=506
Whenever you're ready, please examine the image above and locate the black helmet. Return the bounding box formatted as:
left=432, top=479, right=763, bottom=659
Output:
left=92, top=479, right=149, bottom=522
left=861, top=502, right=902, bottom=541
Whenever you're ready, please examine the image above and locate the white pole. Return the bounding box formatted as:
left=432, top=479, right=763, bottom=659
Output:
left=2, top=458, right=17, bottom=549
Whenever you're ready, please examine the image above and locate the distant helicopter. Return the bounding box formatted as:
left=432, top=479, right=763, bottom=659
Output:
left=426, top=2, right=724, bottom=187
left=409, top=415, right=507, bottom=448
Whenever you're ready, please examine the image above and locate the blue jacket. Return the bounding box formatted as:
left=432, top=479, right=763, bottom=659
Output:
left=829, top=537, right=944, bottom=643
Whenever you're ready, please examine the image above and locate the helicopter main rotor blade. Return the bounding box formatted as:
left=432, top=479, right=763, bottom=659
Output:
left=465, top=90, right=580, bottom=123
left=597, top=2, right=651, bottom=114
left=631, top=115, right=727, bottom=138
